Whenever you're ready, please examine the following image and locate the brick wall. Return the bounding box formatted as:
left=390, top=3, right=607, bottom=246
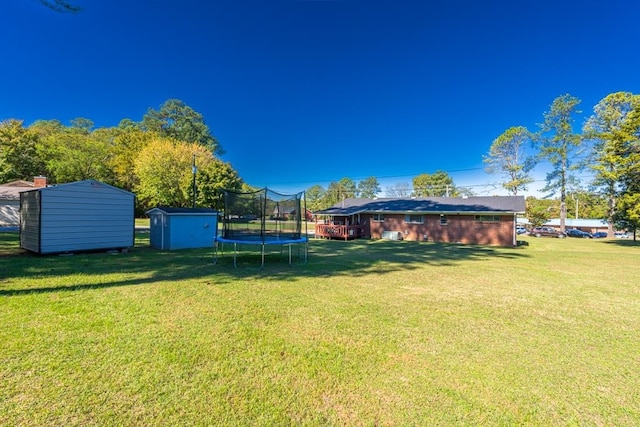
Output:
left=366, top=213, right=515, bottom=246
left=34, top=176, right=48, bottom=188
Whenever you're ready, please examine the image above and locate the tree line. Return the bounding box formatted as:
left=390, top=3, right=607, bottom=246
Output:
left=484, top=92, right=639, bottom=235
left=0, top=99, right=243, bottom=214
left=304, top=171, right=473, bottom=212
left=2, top=93, right=638, bottom=235
left=305, top=92, right=639, bottom=236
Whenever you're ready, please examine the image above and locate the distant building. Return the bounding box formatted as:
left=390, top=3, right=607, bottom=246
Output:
left=543, top=218, right=609, bottom=233
left=0, top=177, right=48, bottom=226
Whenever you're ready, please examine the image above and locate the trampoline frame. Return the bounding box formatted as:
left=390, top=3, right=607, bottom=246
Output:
left=212, top=236, right=308, bottom=268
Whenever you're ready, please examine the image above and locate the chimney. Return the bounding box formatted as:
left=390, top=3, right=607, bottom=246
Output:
left=34, top=176, right=48, bottom=188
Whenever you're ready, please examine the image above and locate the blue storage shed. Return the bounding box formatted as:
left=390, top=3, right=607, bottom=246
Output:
left=146, top=207, right=219, bottom=250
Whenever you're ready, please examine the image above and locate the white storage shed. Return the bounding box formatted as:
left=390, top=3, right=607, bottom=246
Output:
left=20, top=180, right=135, bottom=254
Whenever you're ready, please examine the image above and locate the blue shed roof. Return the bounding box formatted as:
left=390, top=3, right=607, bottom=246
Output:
left=146, top=207, right=219, bottom=215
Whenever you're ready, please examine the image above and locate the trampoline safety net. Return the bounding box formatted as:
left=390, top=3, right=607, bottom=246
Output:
left=222, top=188, right=305, bottom=241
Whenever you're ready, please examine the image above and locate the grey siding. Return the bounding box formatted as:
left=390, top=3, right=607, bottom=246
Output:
left=20, top=180, right=134, bottom=254
left=0, top=200, right=20, bottom=226
left=19, top=191, right=41, bottom=252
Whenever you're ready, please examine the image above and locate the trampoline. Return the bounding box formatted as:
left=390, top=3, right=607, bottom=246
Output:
left=213, top=187, right=308, bottom=268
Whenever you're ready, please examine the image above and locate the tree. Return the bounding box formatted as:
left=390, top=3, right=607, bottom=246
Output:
left=109, top=126, right=155, bottom=192
left=29, top=119, right=65, bottom=138
left=536, top=94, right=583, bottom=233
left=338, top=177, right=357, bottom=198
left=484, top=126, right=536, bottom=195
left=29, top=120, right=64, bottom=182
left=195, top=159, right=243, bottom=210
left=616, top=185, right=640, bottom=240
left=456, top=186, right=476, bottom=198
left=0, top=119, right=46, bottom=182
left=35, top=119, right=114, bottom=184
left=141, top=99, right=223, bottom=155
left=40, top=0, right=80, bottom=13
left=525, top=196, right=559, bottom=227
left=305, top=184, right=326, bottom=212
left=566, top=189, right=607, bottom=220
left=357, top=176, right=381, bottom=198
left=583, top=91, right=640, bottom=236
left=135, top=138, right=215, bottom=209
left=70, top=117, right=94, bottom=132
left=612, top=101, right=640, bottom=239
left=324, top=177, right=357, bottom=207
left=117, top=118, right=142, bottom=131
left=385, top=182, right=411, bottom=197
left=240, top=182, right=259, bottom=193
left=412, top=170, right=457, bottom=197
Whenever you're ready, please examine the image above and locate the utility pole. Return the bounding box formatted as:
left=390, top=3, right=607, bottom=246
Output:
left=192, top=154, right=197, bottom=208
left=570, top=193, right=578, bottom=219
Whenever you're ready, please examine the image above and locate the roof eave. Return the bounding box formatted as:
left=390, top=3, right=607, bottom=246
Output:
left=366, top=210, right=525, bottom=215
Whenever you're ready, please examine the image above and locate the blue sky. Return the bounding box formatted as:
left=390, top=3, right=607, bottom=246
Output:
left=2, top=0, right=639, bottom=196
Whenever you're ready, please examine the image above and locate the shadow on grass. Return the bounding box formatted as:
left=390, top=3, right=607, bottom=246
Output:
left=598, top=238, right=639, bottom=247
left=0, top=232, right=530, bottom=296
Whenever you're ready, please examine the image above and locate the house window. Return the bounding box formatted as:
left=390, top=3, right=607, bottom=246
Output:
left=405, top=214, right=423, bottom=224
left=439, top=215, right=448, bottom=225
left=475, top=215, right=501, bottom=222
left=372, top=213, right=385, bottom=222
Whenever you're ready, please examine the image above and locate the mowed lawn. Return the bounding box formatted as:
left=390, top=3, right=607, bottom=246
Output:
left=1, top=232, right=639, bottom=426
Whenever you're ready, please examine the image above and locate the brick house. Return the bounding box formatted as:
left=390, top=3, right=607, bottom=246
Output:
left=314, top=196, right=526, bottom=247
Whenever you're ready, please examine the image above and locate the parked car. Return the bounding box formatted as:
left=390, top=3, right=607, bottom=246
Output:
left=530, top=226, right=566, bottom=238
left=516, top=226, right=527, bottom=234
left=592, top=231, right=608, bottom=238
left=566, top=229, right=592, bottom=238
left=614, top=232, right=630, bottom=239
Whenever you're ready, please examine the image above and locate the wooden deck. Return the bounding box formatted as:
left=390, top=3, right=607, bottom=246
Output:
left=315, top=224, right=364, bottom=240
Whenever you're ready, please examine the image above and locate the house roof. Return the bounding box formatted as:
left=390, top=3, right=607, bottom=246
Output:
left=1, top=180, right=35, bottom=188
left=272, top=206, right=297, bottom=214
left=0, top=181, right=35, bottom=200
left=146, top=207, right=219, bottom=215
left=315, top=196, right=526, bottom=216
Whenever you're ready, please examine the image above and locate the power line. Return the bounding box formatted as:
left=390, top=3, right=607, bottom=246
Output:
left=306, top=172, right=603, bottom=197
left=262, top=167, right=487, bottom=187
left=257, top=158, right=601, bottom=198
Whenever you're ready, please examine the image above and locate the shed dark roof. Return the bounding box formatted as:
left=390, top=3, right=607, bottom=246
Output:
left=20, top=179, right=134, bottom=196
left=315, top=196, right=526, bottom=216
left=146, top=207, right=219, bottom=215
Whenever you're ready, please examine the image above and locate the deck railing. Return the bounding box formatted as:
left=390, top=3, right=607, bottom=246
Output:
left=315, top=224, right=364, bottom=240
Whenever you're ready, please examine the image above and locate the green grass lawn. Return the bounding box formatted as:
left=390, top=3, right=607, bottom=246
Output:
left=134, top=217, right=150, bottom=228
left=1, top=233, right=639, bottom=426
